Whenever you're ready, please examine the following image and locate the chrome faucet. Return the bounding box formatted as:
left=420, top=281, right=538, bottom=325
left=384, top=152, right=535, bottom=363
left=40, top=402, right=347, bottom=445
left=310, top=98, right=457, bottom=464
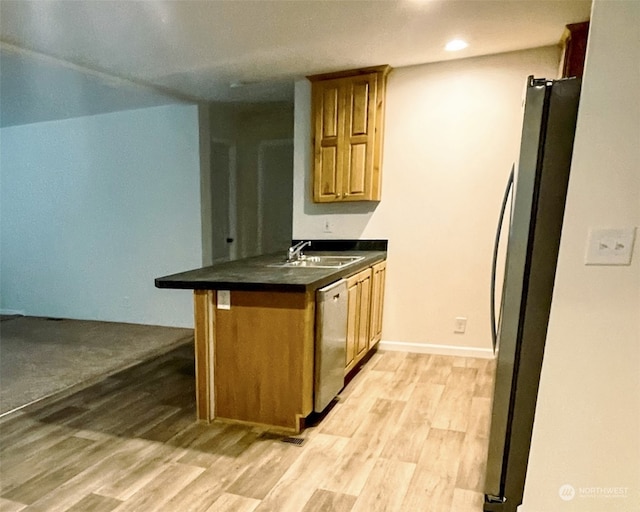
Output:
left=287, top=240, right=311, bottom=262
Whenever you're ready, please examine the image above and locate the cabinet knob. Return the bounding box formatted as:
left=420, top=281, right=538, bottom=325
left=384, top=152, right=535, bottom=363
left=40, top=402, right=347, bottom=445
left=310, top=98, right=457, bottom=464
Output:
left=345, top=192, right=350, bottom=196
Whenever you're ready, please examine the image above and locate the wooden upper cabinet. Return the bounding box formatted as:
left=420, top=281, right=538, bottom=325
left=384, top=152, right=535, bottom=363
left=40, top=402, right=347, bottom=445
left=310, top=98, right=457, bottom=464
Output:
left=560, top=21, right=590, bottom=79
left=308, top=66, right=391, bottom=203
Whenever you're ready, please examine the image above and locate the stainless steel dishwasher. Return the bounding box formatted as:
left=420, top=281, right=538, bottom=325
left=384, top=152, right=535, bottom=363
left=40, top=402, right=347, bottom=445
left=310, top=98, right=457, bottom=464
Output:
left=314, top=279, right=348, bottom=412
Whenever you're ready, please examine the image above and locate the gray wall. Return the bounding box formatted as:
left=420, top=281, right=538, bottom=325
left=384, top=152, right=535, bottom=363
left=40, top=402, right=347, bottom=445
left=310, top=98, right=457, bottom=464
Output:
left=205, top=102, right=294, bottom=261
left=0, top=104, right=202, bottom=327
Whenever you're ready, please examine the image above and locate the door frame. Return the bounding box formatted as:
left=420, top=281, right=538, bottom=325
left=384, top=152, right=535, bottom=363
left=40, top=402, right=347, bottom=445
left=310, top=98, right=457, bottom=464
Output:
left=211, top=137, right=238, bottom=262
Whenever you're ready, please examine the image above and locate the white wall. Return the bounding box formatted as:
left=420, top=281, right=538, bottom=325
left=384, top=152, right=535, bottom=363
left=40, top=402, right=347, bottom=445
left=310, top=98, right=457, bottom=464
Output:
left=0, top=104, right=202, bottom=327
left=293, top=46, right=560, bottom=354
left=522, top=1, right=640, bottom=510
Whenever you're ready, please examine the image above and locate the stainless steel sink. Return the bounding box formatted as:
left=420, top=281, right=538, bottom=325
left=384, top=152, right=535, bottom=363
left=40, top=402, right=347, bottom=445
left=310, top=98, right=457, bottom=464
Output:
left=268, top=255, right=365, bottom=269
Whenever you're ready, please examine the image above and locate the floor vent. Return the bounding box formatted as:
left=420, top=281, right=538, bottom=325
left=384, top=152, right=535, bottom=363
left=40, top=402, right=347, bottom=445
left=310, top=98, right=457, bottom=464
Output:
left=281, top=436, right=305, bottom=446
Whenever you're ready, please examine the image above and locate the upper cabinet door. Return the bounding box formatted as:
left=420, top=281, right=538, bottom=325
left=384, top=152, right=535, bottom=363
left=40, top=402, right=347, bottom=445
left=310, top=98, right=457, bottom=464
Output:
left=343, top=73, right=378, bottom=201
left=309, top=66, right=391, bottom=203
left=312, top=78, right=344, bottom=202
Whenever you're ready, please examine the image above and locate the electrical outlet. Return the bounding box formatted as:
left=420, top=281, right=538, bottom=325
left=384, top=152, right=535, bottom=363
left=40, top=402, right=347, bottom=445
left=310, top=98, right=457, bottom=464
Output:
left=217, top=290, right=231, bottom=310
left=323, top=219, right=333, bottom=233
left=454, top=317, right=467, bottom=334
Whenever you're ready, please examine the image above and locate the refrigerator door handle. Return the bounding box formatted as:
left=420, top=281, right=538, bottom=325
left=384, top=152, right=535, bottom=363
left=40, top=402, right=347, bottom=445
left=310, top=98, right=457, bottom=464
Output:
left=491, top=164, right=515, bottom=354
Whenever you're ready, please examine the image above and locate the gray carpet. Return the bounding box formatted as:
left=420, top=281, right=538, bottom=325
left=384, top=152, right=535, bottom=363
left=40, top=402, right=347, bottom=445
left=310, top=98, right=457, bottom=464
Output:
left=0, top=316, right=193, bottom=416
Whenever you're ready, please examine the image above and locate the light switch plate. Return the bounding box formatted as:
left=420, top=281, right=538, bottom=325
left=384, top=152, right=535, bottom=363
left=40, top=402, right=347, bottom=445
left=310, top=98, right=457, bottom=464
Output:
left=217, top=290, right=231, bottom=310
left=585, top=227, right=636, bottom=265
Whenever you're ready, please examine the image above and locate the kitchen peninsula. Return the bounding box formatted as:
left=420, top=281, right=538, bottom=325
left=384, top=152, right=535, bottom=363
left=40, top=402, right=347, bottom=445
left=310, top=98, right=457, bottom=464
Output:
left=155, top=240, right=387, bottom=432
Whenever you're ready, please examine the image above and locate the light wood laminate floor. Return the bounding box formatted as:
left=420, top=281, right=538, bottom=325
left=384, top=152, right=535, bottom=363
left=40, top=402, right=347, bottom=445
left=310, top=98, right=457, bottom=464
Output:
left=0, top=345, right=495, bottom=512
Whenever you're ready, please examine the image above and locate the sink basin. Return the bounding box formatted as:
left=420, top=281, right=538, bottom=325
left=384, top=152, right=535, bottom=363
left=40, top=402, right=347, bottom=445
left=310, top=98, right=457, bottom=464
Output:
left=268, top=255, right=365, bottom=269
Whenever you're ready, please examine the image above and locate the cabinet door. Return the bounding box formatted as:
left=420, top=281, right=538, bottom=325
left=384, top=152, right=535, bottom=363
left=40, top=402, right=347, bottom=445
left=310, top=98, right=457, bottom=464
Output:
left=309, top=65, right=390, bottom=204
left=345, top=274, right=359, bottom=372
left=312, top=78, right=345, bottom=202
left=355, top=269, right=372, bottom=358
left=345, top=267, right=372, bottom=373
left=369, top=261, right=386, bottom=347
left=343, top=73, right=378, bottom=201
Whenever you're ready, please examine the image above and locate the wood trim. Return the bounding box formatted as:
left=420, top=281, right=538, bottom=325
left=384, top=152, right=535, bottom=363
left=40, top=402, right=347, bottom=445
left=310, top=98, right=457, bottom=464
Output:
left=371, top=71, right=388, bottom=200
left=307, top=64, right=392, bottom=82
left=301, top=291, right=316, bottom=422
left=560, top=21, right=590, bottom=79
left=207, top=416, right=300, bottom=435
left=193, top=290, right=215, bottom=421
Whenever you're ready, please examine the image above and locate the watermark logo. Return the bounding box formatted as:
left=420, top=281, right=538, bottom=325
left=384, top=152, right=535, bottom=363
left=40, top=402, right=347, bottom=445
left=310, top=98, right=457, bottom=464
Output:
left=559, top=484, right=576, bottom=501
left=558, top=483, right=629, bottom=501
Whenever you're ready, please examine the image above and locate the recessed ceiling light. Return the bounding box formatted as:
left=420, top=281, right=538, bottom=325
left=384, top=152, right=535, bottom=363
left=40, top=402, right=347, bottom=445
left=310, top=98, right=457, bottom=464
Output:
left=445, top=39, right=468, bottom=52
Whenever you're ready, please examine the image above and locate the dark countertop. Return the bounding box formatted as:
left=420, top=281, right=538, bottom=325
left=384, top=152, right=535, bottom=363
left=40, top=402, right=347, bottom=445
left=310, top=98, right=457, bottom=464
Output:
left=155, top=242, right=387, bottom=293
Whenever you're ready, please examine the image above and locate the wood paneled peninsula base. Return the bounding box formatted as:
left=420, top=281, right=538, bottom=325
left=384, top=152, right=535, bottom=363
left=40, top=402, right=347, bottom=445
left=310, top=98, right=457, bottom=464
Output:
left=194, top=288, right=315, bottom=432
left=155, top=240, right=388, bottom=433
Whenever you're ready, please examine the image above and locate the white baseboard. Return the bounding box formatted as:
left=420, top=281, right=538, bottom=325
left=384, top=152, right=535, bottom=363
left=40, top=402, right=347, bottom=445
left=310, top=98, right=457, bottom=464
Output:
left=0, top=309, right=25, bottom=316
left=378, top=340, right=495, bottom=359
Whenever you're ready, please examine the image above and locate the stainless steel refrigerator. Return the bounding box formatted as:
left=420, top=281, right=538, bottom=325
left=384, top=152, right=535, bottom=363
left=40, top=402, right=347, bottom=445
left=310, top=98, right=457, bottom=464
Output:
left=484, top=76, right=581, bottom=512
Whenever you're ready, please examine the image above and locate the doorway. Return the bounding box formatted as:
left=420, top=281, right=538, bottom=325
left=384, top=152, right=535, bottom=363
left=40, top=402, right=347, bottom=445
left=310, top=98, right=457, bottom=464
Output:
left=207, top=102, right=294, bottom=262
left=257, top=139, right=294, bottom=255
left=210, top=138, right=237, bottom=264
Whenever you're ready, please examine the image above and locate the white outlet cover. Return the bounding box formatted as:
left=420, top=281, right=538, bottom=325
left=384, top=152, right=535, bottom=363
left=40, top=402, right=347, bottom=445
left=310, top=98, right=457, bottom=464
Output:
left=217, top=290, right=231, bottom=310
left=454, top=316, right=467, bottom=334
left=585, top=227, right=636, bottom=265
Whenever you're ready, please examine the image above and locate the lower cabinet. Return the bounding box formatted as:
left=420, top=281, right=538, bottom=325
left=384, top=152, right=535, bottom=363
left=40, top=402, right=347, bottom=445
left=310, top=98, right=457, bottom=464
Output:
left=190, top=259, right=387, bottom=431
left=194, top=289, right=316, bottom=432
left=345, top=268, right=371, bottom=373
left=369, top=260, right=386, bottom=347
left=345, top=260, right=386, bottom=374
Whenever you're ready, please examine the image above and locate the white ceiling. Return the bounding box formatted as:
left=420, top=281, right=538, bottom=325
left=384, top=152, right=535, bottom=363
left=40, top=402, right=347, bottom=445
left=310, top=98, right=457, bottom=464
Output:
left=0, top=0, right=591, bottom=126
